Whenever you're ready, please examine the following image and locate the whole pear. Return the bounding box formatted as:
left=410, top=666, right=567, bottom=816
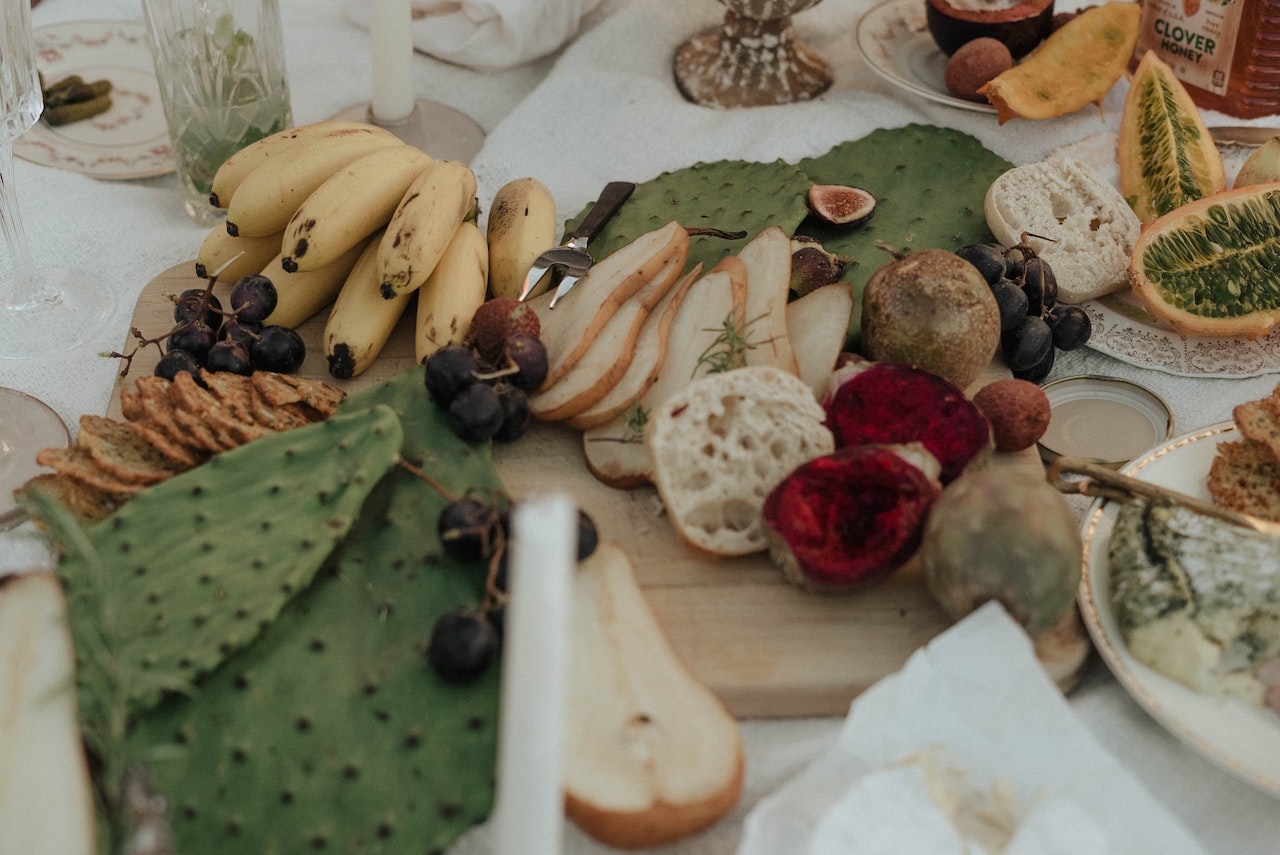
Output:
left=1233, top=137, right=1280, bottom=189
left=860, top=249, right=1001, bottom=390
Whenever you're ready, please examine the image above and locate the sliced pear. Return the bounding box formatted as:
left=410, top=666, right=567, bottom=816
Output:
left=737, top=226, right=800, bottom=376
left=786, top=280, right=853, bottom=396
left=0, top=572, right=96, bottom=855
left=1234, top=137, right=1280, bottom=189
left=564, top=542, right=743, bottom=849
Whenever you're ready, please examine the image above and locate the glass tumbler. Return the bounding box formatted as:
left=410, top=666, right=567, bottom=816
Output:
left=140, top=0, right=293, bottom=225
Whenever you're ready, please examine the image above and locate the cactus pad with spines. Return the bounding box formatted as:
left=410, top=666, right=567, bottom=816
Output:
left=115, top=367, right=505, bottom=854
left=20, top=404, right=405, bottom=747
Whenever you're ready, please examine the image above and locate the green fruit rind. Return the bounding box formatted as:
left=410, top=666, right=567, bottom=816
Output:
left=115, top=367, right=504, bottom=855
left=19, top=405, right=405, bottom=743
left=1131, top=182, right=1280, bottom=338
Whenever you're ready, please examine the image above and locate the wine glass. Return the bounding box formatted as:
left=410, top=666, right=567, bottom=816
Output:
left=0, top=0, right=115, bottom=360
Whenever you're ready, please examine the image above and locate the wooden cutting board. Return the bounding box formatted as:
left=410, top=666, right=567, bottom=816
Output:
left=109, top=261, right=1039, bottom=718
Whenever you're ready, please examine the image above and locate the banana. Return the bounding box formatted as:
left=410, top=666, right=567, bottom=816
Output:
left=209, top=120, right=396, bottom=209
left=415, top=221, right=488, bottom=363
left=485, top=176, right=556, bottom=301
left=323, top=231, right=412, bottom=378
left=260, top=235, right=373, bottom=329
left=193, top=225, right=284, bottom=283
left=375, top=159, right=478, bottom=299
left=280, top=143, right=434, bottom=273
left=225, top=131, right=403, bottom=238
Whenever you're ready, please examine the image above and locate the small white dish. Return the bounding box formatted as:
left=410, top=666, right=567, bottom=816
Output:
left=1038, top=375, right=1174, bottom=469
left=17, top=20, right=174, bottom=180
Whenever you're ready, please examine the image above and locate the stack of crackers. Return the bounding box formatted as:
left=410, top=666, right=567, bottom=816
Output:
left=20, top=370, right=345, bottom=523
left=1209, top=384, right=1280, bottom=521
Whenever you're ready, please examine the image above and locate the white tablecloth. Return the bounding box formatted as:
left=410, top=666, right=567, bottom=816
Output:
left=5, top=1, right=1280, bottom=853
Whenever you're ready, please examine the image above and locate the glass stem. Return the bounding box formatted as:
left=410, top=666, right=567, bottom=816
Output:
left=0, top=140, right=45, bottom=311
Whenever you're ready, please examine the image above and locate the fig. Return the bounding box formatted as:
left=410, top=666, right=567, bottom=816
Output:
left=763, top=443, right=942, bottom=593
left=860, top=248, right=1001, bottom=391
left=920, top=462, right=1082, bottom=636
left=925, top=0, right=1055, bottom=59
left=823, top=361, right=991, bottom=484
left=790, top=236, right=845, bottom=297
left=806, top=184, right=876, bottom=229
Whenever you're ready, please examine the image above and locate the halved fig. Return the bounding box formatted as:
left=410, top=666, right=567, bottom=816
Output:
left=925, top=0, right=1054, bottom=59
left=823, top=361, right=991, bottom=484
left=763, top=443, right=941, bottom=593
left=806, top=184, right=876, bottom=229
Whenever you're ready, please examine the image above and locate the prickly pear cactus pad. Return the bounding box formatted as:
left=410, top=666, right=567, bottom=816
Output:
left=563, top=158, right=813, bottom=276
left=113, top=367, right=505, bottom=855
left=19, top=405, right=405, bottom=746
left=796, top=124, right=1011, bottom=295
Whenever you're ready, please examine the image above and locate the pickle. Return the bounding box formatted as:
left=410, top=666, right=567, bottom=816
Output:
left=43, top=94, right=112, bottom=126
left=43, top=78, right=111, bottom=109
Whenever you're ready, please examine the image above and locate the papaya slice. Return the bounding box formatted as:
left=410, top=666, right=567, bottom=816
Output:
left=1130, top=182, right=1280, bottom=339
left=978, top=2, right=1140, bottom=124
left=1118, top=50, right=1226, bottom=223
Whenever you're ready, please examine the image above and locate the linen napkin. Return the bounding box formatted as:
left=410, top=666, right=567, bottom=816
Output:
left=344, top=0, right=606, bottom=72
left=736, top=602, right=1207, bottom=855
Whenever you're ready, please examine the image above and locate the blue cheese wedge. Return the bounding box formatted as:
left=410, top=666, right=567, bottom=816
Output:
left=1109, top=498, right=1280, bottom=704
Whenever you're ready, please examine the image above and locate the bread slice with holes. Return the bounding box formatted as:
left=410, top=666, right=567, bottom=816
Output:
left=565, top=541, right=743, bottom=849
left=645, top=365, right=834, bottom=556
left=984, top=156, right=1140, bottom=303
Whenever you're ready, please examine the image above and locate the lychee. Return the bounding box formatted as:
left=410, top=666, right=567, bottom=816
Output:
left=466, top=298, right=541, bottom=364
left=972, top=378, right=1051, bottom=452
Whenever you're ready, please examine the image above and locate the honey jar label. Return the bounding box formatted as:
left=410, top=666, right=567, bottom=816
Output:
left=1134, top=0, right=1245, bottom=97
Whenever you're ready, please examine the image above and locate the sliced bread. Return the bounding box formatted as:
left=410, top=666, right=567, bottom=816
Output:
left=984, top=156, right=1140, bottom=303
left=645, top=365, right=834, bottom=556
left=1208, top=439, right=1280, bottom=522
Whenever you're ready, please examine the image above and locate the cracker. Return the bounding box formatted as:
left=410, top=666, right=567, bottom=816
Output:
left=17, top=473, right=122, bottom=523
left=35, top=446, right=145, bottom=497
left=1208, top=439, right=1280, bottom=522
left=77, top=414, right=185, bottom=485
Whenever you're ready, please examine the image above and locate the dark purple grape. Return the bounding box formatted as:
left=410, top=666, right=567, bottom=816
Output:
left=492, top=383, right=530, bottom=443
left=955, top=243, right=1008, bottom=285
left=424, top=345, right=482, bottom=406
left=154, top=348, right=203, bottom=382
left=1012, top=342, right=1056, bottom=382
left=173, top=288, right=222, bottom=326
left=227, top=275, right=278, bottom=323
left=504, top=333, right=548, bottom=391
left=426, top=608, right=499, bottom=683
left=205, top=340, right=253, bottom=375
left=250, top=325, right=306, bottom=373
left=1002, top=315, right=1053, bottom=372
left=576, top=510, right=599, bottom=561
left=438, top=497, right=499, bottom=561
left=219, top=318, right=262, bottom=346
left=1018, top=256, right=1058, bottom=317
left=449, top=382, right=505, bottom=442
left=1046, top=304, right=1092, bottom=351
left=990, top=278, right=1030, bottom=331
left=167, top=319, right=216, bottom=362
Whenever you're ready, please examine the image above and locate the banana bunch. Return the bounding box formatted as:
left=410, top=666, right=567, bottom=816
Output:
left=185, top=119, right=489, bottom=379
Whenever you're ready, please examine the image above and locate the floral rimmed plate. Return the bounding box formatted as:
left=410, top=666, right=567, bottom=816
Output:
left=17, top=20, right=174, bottom=180
left=1079, top=422, right=1280, bottom=798
left=854, top=0, right=998, bottom=115
left=1080, top=291, right=1280, bottom=379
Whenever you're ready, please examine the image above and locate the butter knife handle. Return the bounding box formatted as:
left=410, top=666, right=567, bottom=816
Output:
left=569, top=181, right=635, bottom=242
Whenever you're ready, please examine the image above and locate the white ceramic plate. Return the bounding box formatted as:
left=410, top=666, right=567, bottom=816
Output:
left=1078, top=421, right=1280, bottom=797
left=855, top=0, right=998, bottom=115
left=18, top=20, right=174, bottom=180
left=1080, top=290, right=1280, bottom=379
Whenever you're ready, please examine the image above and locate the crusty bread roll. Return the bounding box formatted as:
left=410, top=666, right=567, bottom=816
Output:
left=645, top=365, right=834, bottom=556
left=984, top=156, right=1140, bottom=303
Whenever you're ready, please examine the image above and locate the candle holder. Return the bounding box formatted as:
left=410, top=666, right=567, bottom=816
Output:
left=329, top=98, right=485, bottom=164
left=674, top=0, right=832, bottom=108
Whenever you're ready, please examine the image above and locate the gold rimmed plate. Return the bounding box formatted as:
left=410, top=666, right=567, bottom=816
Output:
left=1078, top=421, right=1280, bottom=797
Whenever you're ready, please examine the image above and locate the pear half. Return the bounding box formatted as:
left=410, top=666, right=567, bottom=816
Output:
left=564, top=542, right=744, bottom=849
left=1233, top=137, right=1280, bottom=189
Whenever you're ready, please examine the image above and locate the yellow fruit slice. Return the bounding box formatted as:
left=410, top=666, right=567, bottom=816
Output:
left=1130, top=182, right=1280, bottom=339
left=978, top=2, right=1140, bottom=124
left=1119, top=51, right=1226, bottom=223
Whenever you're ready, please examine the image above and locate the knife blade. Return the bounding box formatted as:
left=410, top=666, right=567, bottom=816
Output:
left=1208, top=125, right=1280, bottom=147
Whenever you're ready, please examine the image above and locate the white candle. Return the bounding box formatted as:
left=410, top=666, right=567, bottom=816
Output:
left=495, top=493, right=576, bottom=855
left=370, top=0, right=416, bottom=123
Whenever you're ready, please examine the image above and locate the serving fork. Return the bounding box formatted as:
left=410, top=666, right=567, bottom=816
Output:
left=518, top=180, right=635, bottom=308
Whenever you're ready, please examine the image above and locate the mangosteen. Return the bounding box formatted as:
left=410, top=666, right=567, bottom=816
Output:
left=925, top=0, right=1055, bottom=59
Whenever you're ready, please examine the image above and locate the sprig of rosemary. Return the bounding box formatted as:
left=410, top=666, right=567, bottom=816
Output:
left=694, top=311, right=764, bottom=375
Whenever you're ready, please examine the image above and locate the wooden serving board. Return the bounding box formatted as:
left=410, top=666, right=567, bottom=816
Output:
left=111, top=262, right=1036, bottom=718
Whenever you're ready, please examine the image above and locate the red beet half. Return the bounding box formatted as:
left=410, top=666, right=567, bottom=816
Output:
left=763, top=444, right=942, bottom=593
left=823, top=362, right=991, bottom=484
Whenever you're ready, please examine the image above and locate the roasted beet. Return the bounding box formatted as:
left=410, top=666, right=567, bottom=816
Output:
left=823, top=362, right=991, bottom=484
left=763, top=443, right=942, bottom=593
